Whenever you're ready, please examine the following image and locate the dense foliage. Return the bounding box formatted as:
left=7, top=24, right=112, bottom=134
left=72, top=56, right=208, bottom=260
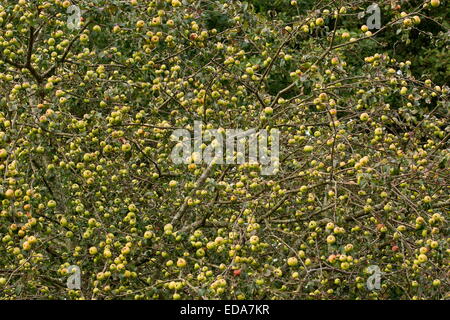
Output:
left=0, top=0, right=448, bottom=300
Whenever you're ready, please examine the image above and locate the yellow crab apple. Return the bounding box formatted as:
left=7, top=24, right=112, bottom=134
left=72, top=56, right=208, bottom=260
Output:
left=177, top=258, right=187, bottom=268
left=430, top=0, right=440, bottom=7
left=326, top=235, right=336, bottom=244
left=287, top=257, right=298, bottom=267
left=315, top=18, right=324, bottom=26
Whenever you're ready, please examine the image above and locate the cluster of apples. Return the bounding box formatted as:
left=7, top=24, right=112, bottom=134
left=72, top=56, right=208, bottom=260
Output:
left=0, top=0, right=447, bottom=300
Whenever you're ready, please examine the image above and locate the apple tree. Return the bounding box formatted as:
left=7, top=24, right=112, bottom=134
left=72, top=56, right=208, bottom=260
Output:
left=0, top=0, right=448, bottom=299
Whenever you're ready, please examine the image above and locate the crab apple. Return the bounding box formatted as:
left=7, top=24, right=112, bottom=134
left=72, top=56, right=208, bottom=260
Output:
left=121, top=143, right=131, bottom=152
left=4, top=189, right=14, bottom=199
left=173, top=293, right=181, bottom=300
left=360, top=113, right=369, bottom=121
left=287, top=257, right=298, bottom=266
left=419, top=247, right=428, bottom=254
left=169, top=180, right=178, bottom=187
left=430, top=0, right=440, bottom=7
left=79, top=34, right=89, bottom=43
left=328, top=254, right=337, bottom=263
left=315, top=18, right=324, bottom=26
left=326, top=235, right=336, bottom=244
left=264, top=107, right=273, bottom=115
left=177, top=258, right=187, bottom=268
left=22, top=241, right=31, bottom=250
left=249, top=235, right=259, bottom=245
left=103, top=249, right=112, bottom=258
left=196, top=248, right=205, bottom=257
left=418, top=254, right=428, bottom=263
left=403, top=18, right=412, bottom=27
left=273, top=268, right=283, bottom=277
left=47, top=200, right=57, bottom=208
left=432, top=279, right=441, bottom=286
left=144, top=231, right=153, bottom=239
